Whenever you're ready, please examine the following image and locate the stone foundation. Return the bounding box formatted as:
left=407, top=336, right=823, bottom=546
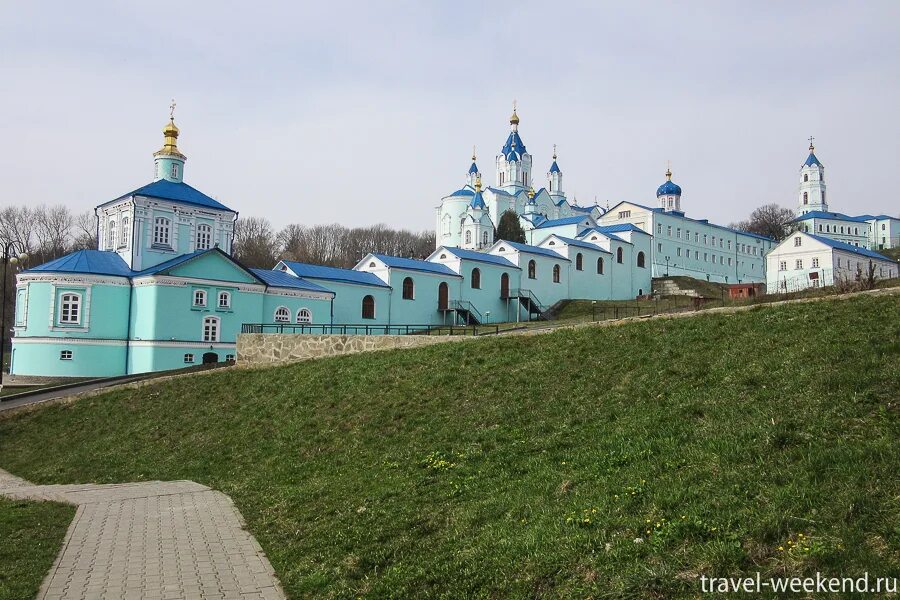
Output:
left=236, top=333, right=471, bottom=366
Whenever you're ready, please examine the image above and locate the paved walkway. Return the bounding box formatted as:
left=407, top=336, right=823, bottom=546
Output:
left=0, top=469, right=285, bottom=600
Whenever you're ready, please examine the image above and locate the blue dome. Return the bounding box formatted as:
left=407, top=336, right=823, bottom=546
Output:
left=469, top=191, right=486, bottom=210
left=468, top=161, right=479, bottom=174
left=656, top=180, right=681, bottom=197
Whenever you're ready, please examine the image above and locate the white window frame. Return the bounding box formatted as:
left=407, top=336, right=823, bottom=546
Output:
left=193, top=289, right=207, bottom=307
left=217, top=291, right=231, bottom=309
left=184, top=353, right=195, bottom=363
left=121, top=216, right=130, bottom=247
left=196, top=224, right=213, bottom=250
left=107, top=220, right=116, bottom=250
left=296, top=308, right=312, bottom=323
left=202, top=316, right=220, bottom=342
left=153, top=216, right=171, bottom=246
left=58, top=292, right=82, bottom=325
left=274, top=306, right=291, bottom=323
left=60, top=350, right=73, bottom=360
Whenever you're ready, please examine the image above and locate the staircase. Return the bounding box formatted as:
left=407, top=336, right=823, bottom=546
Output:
left=504, top=288, right=548, bottom=321
left=445, top=300, right=482, bottom=325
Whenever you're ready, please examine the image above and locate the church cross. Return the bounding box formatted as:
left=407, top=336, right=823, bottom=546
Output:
left=169, top=99, right=177, bottom=120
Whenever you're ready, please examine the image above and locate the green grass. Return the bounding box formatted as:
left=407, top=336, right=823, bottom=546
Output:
left=0, top=294, right=898, bottom=598
left=0, top=498, right=74, bottom=600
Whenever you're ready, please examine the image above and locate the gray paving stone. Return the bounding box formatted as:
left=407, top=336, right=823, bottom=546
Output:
left=0, top=468, right=286, bottom=599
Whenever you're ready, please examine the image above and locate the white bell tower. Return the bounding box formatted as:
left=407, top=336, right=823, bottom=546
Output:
left=798, top=137, right=827, bottom=215
left=495, top=102, right=532, bottom=194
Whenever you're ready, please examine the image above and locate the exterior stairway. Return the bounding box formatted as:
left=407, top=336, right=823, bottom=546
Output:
left=503, top=288, right=548, bottom=321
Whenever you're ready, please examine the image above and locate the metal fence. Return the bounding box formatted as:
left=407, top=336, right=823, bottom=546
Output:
left=240, top=323, right=503, bottom=336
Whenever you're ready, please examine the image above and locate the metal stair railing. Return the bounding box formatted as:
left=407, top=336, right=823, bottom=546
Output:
left=448, top=299, right=483, bottom=325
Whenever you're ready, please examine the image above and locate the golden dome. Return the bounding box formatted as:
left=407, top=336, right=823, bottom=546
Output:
left=509, top=109, right=519, bottom=125
left=154, top=118, right=185, bottom=159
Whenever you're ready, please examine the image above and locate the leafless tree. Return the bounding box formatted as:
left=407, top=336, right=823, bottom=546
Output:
left=730, top=204, right=797, bottom=241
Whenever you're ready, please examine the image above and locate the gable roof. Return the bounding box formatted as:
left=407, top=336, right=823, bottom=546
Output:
left=605, top=200, right=776, bottom=242
left=804, top=233, right=894, bottom=262
left=545, top=235, right=612, bottom=254
left=578, top=228, right=626, bottom=243
left=434, top=246, right=519, bottom=268
left=25, top=250, right=133, bottom=277
left=535, top=215, right=594, bottom=229
left=133, top=249, right=209, bottom=276
left=107, top=179, right=233, bottom=212
left=497, top=240, right=571, bottom=261
left=368, top=254, right=461, bottom=277
left=250, top=268, right=334, bottom=294
left=790, top=210, right=869, bottom=224
left=593, top=223, right=649, bottom=235
left=279, top=261, right=390, bottom=288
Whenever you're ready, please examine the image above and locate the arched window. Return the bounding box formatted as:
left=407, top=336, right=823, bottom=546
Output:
left=637, top=251, right=646, bottom=268
left=402, top=277, right=414, bottom=300
left=59, top=293, right=82, bottom=324
left=196, top=224, right=212, bottom=250
left=297, top=308, right=311, bottom=323
left=202, top=316, right=220, bottom=342
left=471, top=268, right=481, bottom=289
left=274, top=307, right=291, bottom=322
left=193, top=289, right=207, bottom=307
left=121, top=217, right=130, bottom=246
left=500, top=272, right=510, bottom=298
left=217, top=291, right=231, bottom=309
left=481, top=231, right=489, bottom=246
left=527, top=260, right=536, bottom=279
left=465, top=231, right=472, bottom=244
left=552, top=264, right=561, bottom=283
left=803, top=174, right=808, bottom=182
left=803, top=192, right=808, bottom=204
left=442, top=214, right=451, bottom=235
left=153, top=217, right=171, bottom=246
left=362, top=295, right=375, bottom=319
left=575, top=253, right=583, bottom=271
left=597, top=257, right=604, bottom=274
left=616, top=247, right=623, bottom=264
left=107, top=220, right=116, bottom=250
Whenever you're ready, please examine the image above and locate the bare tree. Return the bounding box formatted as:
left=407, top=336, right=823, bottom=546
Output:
left=730, top=204, right=797, bottom=241
left=233, top=216, right=280, bottom=268
left=72, top=210, right=98, bottom=251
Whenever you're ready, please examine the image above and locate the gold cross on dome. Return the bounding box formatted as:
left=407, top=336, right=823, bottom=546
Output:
left=169, top=99, right=176, bottom=120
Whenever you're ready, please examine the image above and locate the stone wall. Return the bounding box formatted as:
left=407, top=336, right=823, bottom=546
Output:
left=236, top=333, right=471, bottom=366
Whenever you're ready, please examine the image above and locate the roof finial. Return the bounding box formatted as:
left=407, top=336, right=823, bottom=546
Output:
left=509, top=100, right=520, bottom=126
left=527, top=186, right=535, bottom=199
left=553, top=144, right=557, bottom=160
left=666, top=160, right=672, bottom=181
left=169, top=98, right=176, bottom=121
left=808, top=135, right=815, bottom=152
left=472, top=145, right=477, bottom=162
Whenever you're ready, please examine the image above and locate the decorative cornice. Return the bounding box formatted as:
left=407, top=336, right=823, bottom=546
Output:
left=17, top=273, right=130, bottom=286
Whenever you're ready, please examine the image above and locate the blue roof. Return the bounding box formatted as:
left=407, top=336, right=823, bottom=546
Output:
left=250, top=268, right=334, bottom=294
left=369, top=254, right=461, bottom=277
left=280, top=261, right=390, bottom=288
left=605, top=201, right=776, bottom=243
left=805, top=233, right=892, bottom=262
left=133, top=249, right=208, bottom=276
left=577, top=228, right=626, bottom=243
left=26, top=250, right=133, bottom=277
left=855, top=214, right=895, bottom=221
left=110, top=179, right=233, bottom=212
left=436, top=247, right=519, bottom=268
left=804, top=152, right=822, bottom=167
left=486, top=186, right=514, bottom=197
left=498, top=240, right=571, bottom=261
left=593, top=223, right=649, bottom=235
left=445, top=187, right=475, bottom=198
left=468, top=162, right=479, bottom=174
left=501, top=131, right=527, bottom=157
left=570, top=204, right=598, bottom=213
left=791, top=210, right=872, bottom=224
left=656, top=180, right=682, bottom=197
left=535, top=215, right=593, bottom=229
left=549, top=160, right=561, bottom=173
left=469, top=190, right=486, bottom=210
left=548, top=236, right=612, bottom=253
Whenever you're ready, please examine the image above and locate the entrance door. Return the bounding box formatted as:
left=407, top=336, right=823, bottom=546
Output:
left=202, top=352, right=218, bottom=364
left=500, top=273, right=509, bottom=298
left=438, top=282, right=449, bottom=310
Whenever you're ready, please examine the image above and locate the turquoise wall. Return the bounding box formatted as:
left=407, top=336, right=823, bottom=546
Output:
left=306, top=279, right=392, bottom=326
left=387, top=270, right=461, bottom=326
left=11, top=341, right=126, bottom=377
left=455, top=260, right=521, bottom=323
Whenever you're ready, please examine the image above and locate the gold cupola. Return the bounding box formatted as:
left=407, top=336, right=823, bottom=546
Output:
left=155, top=118, right=186, bottom=160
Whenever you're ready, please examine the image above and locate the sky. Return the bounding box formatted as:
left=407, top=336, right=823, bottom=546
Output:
left=2, top=1, right=899, bottom=231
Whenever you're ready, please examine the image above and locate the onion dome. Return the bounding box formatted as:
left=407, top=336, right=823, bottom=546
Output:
left=656, top=168, right=681, bottom=197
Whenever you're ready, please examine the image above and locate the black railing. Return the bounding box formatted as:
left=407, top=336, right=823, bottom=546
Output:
left=241, top=323, right=502, bottom=336
left=447, top=299, right=483, bottom=324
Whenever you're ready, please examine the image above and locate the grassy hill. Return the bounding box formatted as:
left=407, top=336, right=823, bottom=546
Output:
left=1, top=294, right=898, bottom=598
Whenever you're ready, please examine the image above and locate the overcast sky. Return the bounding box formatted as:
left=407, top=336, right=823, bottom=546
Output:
left=2, top=1, right=898, bottom=231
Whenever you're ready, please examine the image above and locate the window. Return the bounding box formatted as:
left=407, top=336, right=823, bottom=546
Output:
left=803, top=192, right=808, bottom=204
left=465, top=231, right=472, bottom=244
left=528, top=260, right=536, bottom=279
left=804, top=173, right=808, bottom=182
left=217, top=291, right=231, bottom=309
left=812, top=257, right=819, bottom=268
left=676, top=247, right=682, bottom=257
left=616, top=247, right=623, bottom=264
left=854, top=227, right=858, bottom=235
left=107, top=220, right=116, bottom=250
left=225, top=354, right=235, bottom=362
left=794, top=236, right=802, bottom=247
left=471, top=268, right=481, bottom=289
left=703, top=234, right=708, bottom=245
left=196, top=224, right=212, bottom=250
left=840, top=226, right=844, bottom=234
left=442, top=215, right=451, bottom=235
left=297, top=308, right=311, bottom=323
left=481, top=231, right=488, bottom=246
left=552, top=264, right=561, bottom=283
left=694, top=250, right=699, bottom=259
left=121, top=217, right=130, bottom=246
left=711, top=236, right=716, bottom=246
left=704, top=252, right=708, bottom=262
left=597, top=257, right=604, bottom=274
left=694, top=232, right=699, bottom=243
left=274, top=307, right=291, bottom=322
left=657, top=223, right=662, bottom=235
left=720, top=256, right=724, bottom=265
left=362, top=295, right=375, bottom=319
left=153, top=217, right=171, bottom=246
left=795, top=259, right=803, bottom=270
left=667, top=226, right=672, bottom=237
left=637, top=251, right=645, bottom=268
left=779, top=261, right=787, bottom=271
left=59, top=293, right=81, bottom=324
left=171, top=163, right=179, bottom=179
left=202, top=316, right=219, bottom=342
left=727, top=257, right=732, bottom=266
left=676, top=228, right=681, bottom=239
left=575, top=253, right=583, bottom=271
left=882, top=223, right=886, bottom=231
left=618, top=210, right=631, bottom=219
left=193, top=290, right=207, bottom=307
left=657, top=242, right=662, bottom=252
left=818, top=225, right=822, bottom=232
left=402, top=276, right=415, bottom=299
left=184, top=353, right=195, bottom=364
left=60, top=350, right=73, bottom=361
left=727, top=240, right=732, bottom=250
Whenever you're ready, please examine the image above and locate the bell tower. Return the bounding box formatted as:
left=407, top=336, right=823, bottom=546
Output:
left=153, top=100, right=186, bottom=183
left=798, top=137, right=827, bottom=215
left=495, top=102, right=532, bottom=193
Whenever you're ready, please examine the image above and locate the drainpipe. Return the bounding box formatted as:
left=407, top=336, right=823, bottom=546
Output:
left=124, top=278, right=134, bottom=375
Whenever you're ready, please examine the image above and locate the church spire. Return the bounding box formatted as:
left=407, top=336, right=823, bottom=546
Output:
left=153, top=100, right=186, bottom=183
left=466, top=145, right=481, bottom=188
left=798, top=138, right=826, bottom=214
left=548, top=144, right=564, bottom=199
left=497, top=103, right=532, bottom=192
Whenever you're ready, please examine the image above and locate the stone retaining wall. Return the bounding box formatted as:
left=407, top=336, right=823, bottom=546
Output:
left=237, top=333, right=470, bottom=366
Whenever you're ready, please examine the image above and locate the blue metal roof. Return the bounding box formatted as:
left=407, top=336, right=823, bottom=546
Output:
left=855, top=214, right=895, bottom=221
left=280, top=261, right=390, bottom=288
left=250, top=268, right=334, bottom=294
left=791, top=210, right=871, bottom=224
left=535, top=215, right=593, bottom=229
left=498, top=240, right=571, bottom=261
left=805, top=233, right=892, bottom=262
left=604, top=201, right=776, bottom=243
left=486, top=187, right=514, bottom=197
left=577, top=228, right=627, bottom=243
left=133, top=249, right=208, bottom=276
left=501, top=131, right=527, bottom=157
left=110, top=179, right=233, bottom=212
left=593, top=223, right=649, bottom=235
left=804, top=152, right=822, bottom=167
left=469, top=190, right=486, bottom=210
left=436, top=247, right=519, bottom=268
left=549, top=160, right=560, bottom=173
left=26, top=250, right=133, bottom=277
left=656, top=180, right=682, bottom=197
left=369, top=254, right=461, bottom=277
left=548, top=235, right=612, bottom=253
left=468, top=162, right=479, bottom=174
left=445, top=187, right=475, bottom=198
